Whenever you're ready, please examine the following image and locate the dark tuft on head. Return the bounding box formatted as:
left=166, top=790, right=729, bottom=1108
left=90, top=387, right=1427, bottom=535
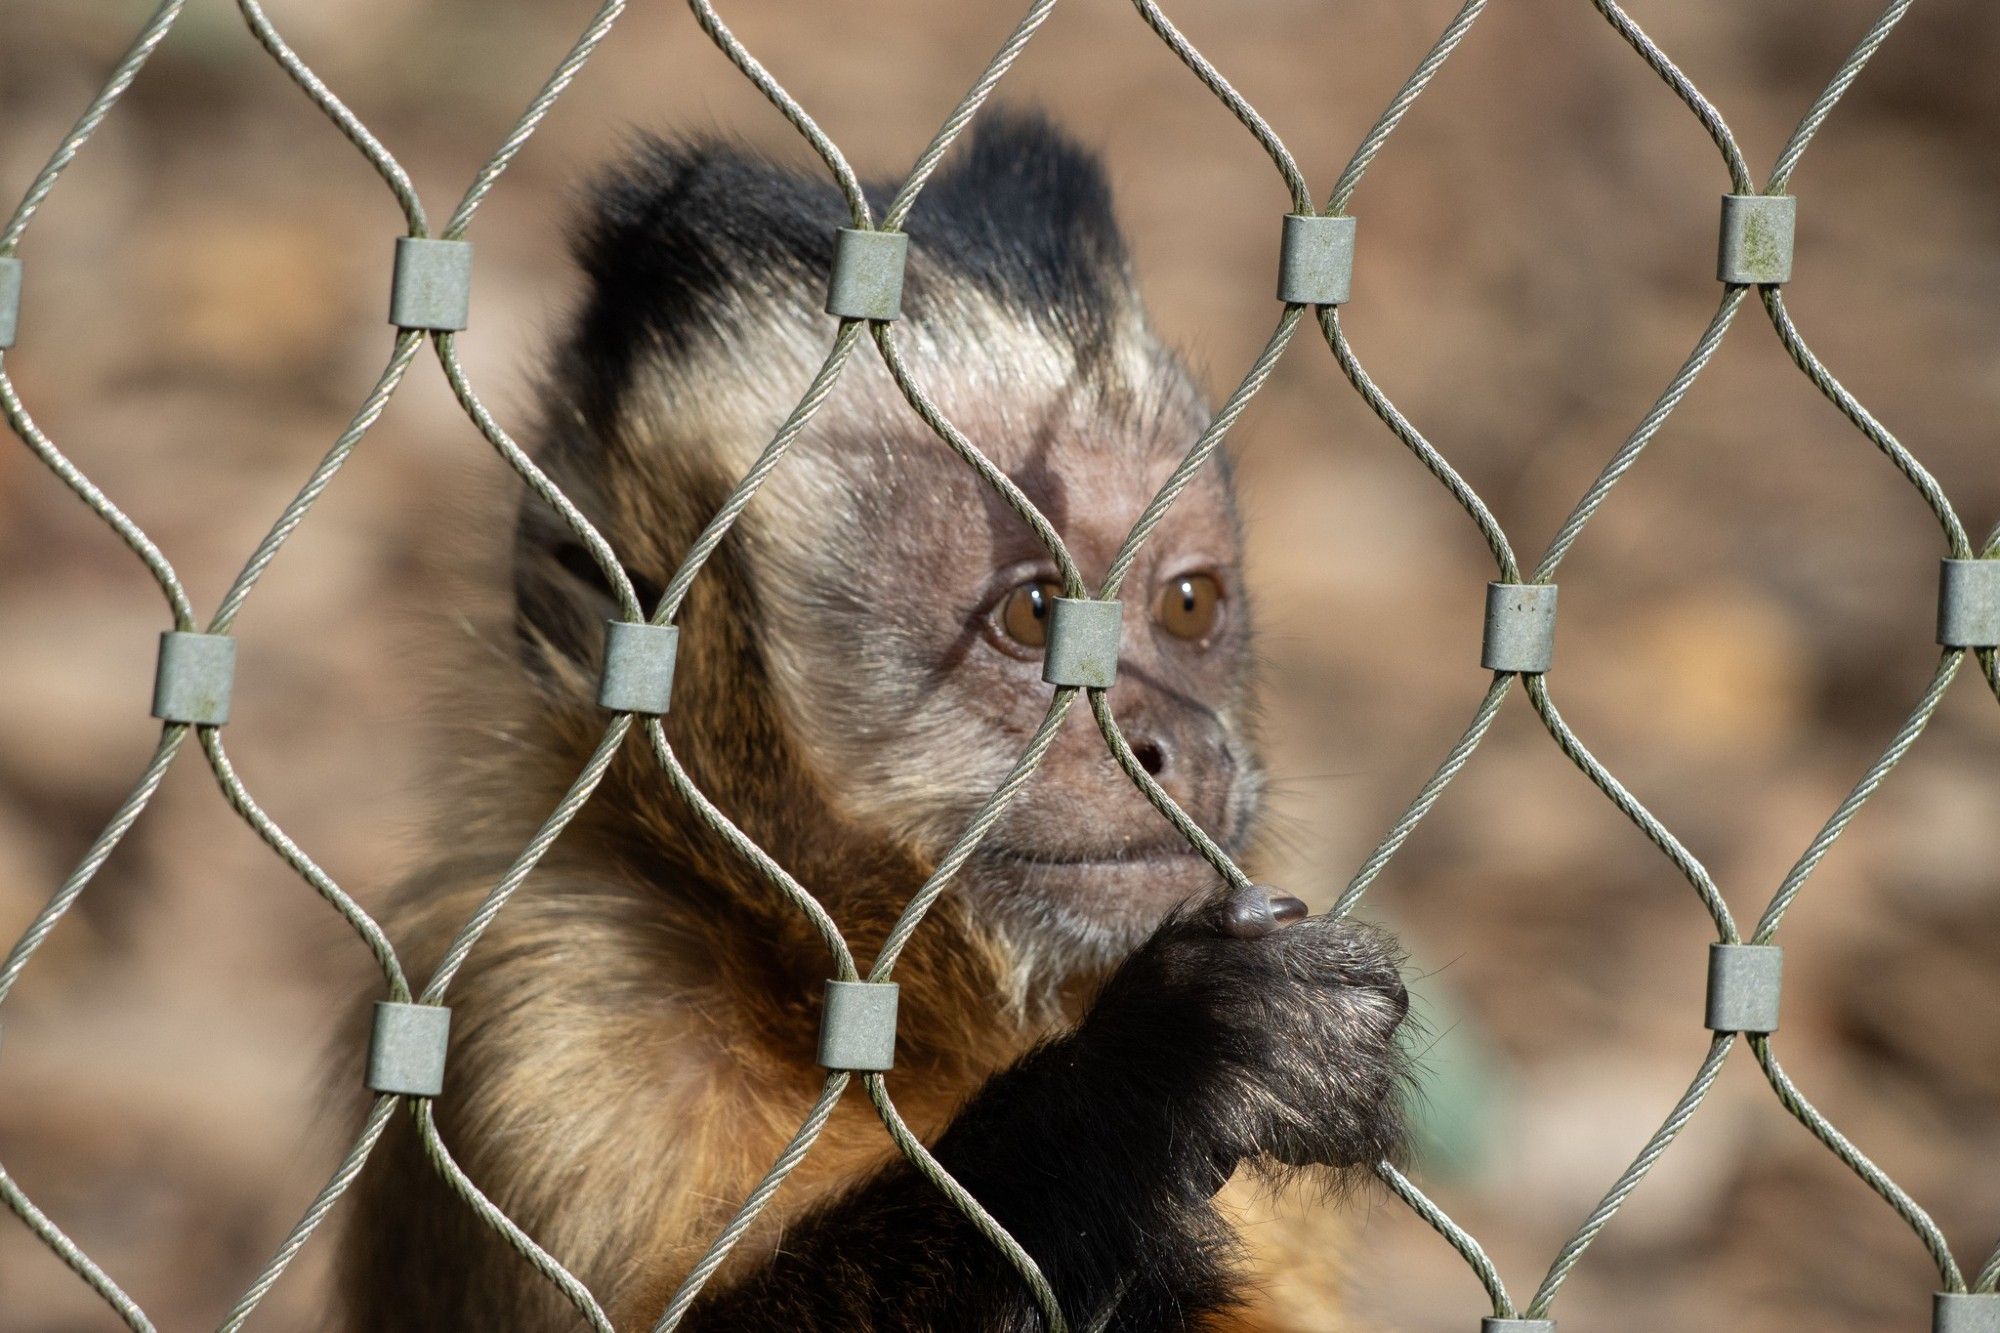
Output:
left=561, top=109, right=1133, bottom=425
left=906, top=109, right=1131, bottom=350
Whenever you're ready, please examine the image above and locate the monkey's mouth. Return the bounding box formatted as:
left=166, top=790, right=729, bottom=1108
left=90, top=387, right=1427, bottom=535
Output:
left=983, top=842, right=1219, bottom=871
left=974, top=835, right=1249, bottom=945
left=984, top=836, right=1232, bottom=876
left=979, top=842, right=1235, bottom=915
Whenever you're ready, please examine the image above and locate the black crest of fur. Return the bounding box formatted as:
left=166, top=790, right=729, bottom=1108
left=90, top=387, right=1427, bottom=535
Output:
left=563, top=109, right=1131, bottom=440
left=512, top=111, right=1141, bottom=683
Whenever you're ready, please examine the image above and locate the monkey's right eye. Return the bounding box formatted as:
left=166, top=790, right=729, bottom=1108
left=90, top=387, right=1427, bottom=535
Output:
left=997, top=580, right=1063, bottom=648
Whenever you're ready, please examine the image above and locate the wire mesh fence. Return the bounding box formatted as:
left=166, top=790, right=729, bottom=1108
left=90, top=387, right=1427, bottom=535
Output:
left=1, top=0, right=1997, bottom=1329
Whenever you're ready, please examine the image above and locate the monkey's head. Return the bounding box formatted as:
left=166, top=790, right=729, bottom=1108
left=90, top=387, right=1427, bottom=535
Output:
left=515, top=113, right=1262, bottom=974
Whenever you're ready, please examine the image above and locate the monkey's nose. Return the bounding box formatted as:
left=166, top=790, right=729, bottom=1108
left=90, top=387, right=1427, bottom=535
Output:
left=1129, top=737, right=1166, bottom=777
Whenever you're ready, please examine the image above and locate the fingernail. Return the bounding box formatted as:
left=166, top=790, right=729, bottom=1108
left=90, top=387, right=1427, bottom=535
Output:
left=1220, top=889, right=1278, bottom=939
left=1269, top=893, right=1308, bottom=924
left=1219, top=885, right=1308, bottom=939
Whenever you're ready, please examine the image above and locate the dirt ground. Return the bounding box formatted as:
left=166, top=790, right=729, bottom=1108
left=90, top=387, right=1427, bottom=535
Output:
left=2, top=2, right=1997, bottom=1329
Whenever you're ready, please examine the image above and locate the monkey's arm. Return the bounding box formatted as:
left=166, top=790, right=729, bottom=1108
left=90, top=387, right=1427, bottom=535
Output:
left=680, top=889, right=1407, bottom=1333
left=680, top=1022, right=1238, bottom=1333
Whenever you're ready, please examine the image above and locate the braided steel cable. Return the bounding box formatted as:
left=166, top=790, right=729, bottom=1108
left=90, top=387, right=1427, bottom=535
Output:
left=0, top=0, right=1994, bottom=1325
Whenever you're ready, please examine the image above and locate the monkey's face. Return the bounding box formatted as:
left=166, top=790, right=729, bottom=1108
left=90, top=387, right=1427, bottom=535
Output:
left=520, top=117, right=1276, bottom=971
left=758, top=338, right=1260, bottom=965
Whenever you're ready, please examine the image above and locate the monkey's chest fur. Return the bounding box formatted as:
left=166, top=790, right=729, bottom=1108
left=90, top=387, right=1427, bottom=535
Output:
left=344, top=856, right=1363, bottom=1332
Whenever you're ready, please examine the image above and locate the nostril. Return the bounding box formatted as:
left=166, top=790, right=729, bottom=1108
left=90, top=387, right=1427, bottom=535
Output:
left=1130, top=739, right=1166, bottom=777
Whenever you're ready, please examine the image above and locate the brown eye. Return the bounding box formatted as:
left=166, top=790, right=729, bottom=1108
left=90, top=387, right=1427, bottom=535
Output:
left=1157, top=573, right=1224, bottom=643
left=999, top=580, right=1063, bottom=647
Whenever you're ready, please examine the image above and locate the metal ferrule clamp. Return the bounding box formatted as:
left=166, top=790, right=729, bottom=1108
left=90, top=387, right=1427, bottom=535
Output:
left=1482, top=1320, right=1556, bottom=1332
left=389, top=237, right=474, bottom=332
left=1042, top=597, right=1123, bottom=690
left=1717, top=194, right=1795, bottom=286
left=0, top=256, right=21, bottom=349
left=366, top=1001, right=452, bottom=1098
left=1936, top=1293, right=2000, bottom=1333
left=1277, top=214, right=1356, bottom=306
left=1705, top=943, right=1783, bottom=1034
left=152, top=631, right=236, bottom=726
left=598, top=620, right=680, bottom=716
left=825, top=228, right=909, bottom=322
left=1481, top=584, right=1559, bottom=675
left=1938, top=559, right=2000, bottom=649
left=818, top=980, right=900, bottom=1073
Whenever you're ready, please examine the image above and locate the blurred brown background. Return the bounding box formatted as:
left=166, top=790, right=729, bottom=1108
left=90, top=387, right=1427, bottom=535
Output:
left=2, top=1, right=1997, bottom=1329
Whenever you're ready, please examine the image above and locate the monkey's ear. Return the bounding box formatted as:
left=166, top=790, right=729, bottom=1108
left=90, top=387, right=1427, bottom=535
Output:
left=511, top=498, right=662, bottom=690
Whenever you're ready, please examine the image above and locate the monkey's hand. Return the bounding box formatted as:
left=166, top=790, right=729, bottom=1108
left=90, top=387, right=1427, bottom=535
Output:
left=1071, top=882, right=1411, bottom=1180
left=896, top=883, right=1408, bottom=1328
left=681, top=886, right=1407, bottom=1332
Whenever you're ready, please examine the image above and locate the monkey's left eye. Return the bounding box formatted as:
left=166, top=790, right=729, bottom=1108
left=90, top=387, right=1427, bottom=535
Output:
left=1156, top=573, right=1225, bottom=643
left=998, top=579, right=1063, bottom=648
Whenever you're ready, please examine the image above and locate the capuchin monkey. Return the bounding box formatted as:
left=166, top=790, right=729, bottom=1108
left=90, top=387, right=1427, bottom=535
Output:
left=339, top=111, right=1409, bottom=1332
